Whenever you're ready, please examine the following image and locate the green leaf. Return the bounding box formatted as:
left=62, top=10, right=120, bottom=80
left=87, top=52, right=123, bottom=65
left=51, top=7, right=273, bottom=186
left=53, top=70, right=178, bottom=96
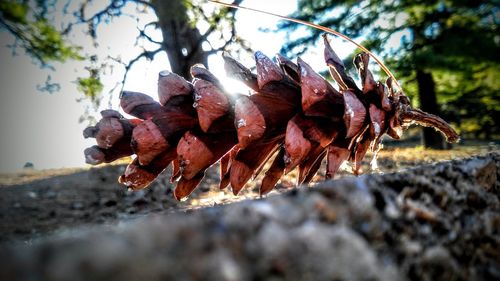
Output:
left=77, top=76, right=104, bottom=102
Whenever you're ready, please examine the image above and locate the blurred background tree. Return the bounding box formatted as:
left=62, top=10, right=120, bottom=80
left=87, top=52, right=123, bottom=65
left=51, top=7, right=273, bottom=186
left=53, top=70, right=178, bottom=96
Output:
left=278, top=0, right=499, bottom=148
left=1, top=0, right=498, bottom=146
left=0, top=0, right=246, bottom=113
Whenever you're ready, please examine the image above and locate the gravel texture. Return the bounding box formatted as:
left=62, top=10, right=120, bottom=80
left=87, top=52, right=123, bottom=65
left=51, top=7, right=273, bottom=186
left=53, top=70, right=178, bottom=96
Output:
left=0, top=152, right=499, bottom=281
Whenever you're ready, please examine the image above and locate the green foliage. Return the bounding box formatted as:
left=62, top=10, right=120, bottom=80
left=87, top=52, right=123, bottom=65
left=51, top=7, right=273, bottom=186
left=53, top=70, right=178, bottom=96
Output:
left=1, top=0, right=244, bottom=116
left=0, top=1, right=29, bottom=24
left=29, top=20, right=83, bottom=62
left=0, top=0, right=83, bottom=65
left=76, top=75, right=104, bottom=104
left=279, top=0, right=499, bottom=138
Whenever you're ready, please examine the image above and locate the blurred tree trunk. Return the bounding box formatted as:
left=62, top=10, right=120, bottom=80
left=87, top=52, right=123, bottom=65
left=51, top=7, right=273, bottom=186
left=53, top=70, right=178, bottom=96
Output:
left=152, top=0, right=208, bottom=80
left=416, top=70, right=446, bottom=149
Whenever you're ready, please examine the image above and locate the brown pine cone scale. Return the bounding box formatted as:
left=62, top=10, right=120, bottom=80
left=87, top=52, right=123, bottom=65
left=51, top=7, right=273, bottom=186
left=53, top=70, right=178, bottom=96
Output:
left=83, top=35, right=459, bottom=200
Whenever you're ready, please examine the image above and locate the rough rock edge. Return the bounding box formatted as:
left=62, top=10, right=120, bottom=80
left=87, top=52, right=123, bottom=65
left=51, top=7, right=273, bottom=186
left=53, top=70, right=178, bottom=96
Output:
left=1, top=152, right=499, bottom=281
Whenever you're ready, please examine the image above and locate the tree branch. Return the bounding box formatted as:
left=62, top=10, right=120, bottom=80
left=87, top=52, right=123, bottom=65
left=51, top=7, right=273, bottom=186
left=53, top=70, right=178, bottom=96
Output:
left=185, top=0, right=243, bottom=60
left=136, top=24, right=162, bottom=45
left=132, top=0, right=156, bottom=10
left=0, top=18, right=49, bottom=67
left=108, top=47, right=164, bottom=93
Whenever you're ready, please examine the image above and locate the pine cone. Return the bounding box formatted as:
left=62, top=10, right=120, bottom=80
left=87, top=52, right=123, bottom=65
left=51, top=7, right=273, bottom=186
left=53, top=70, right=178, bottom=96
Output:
left=83, top=35, right=459, bottom=200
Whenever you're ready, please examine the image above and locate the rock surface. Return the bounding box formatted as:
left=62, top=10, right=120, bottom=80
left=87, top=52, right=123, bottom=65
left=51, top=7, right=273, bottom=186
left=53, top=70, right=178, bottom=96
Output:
left=0, top=152, right=499, bottom=281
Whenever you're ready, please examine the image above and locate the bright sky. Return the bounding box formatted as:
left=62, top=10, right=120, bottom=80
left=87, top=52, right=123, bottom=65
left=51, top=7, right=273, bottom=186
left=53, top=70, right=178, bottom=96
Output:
left=0, top=0, right=354, bottom=172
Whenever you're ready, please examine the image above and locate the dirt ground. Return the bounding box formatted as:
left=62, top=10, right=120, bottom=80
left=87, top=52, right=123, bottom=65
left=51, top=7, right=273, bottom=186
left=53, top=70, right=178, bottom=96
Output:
left=0, top=144, right=498, bottom=281
left=0, top=143, right=497, bottom=244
